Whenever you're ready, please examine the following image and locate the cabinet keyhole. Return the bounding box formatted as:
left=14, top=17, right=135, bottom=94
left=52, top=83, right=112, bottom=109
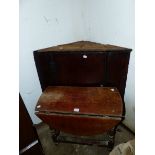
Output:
left=83, top=55, right=87, bottom=59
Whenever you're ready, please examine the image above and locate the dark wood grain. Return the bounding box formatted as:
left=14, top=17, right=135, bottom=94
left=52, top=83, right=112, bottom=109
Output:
left=36, top=113, right=121, bottom=136
left=35, top=86, right=123, bottom=136
left=51, top=53, right=107, bottom=86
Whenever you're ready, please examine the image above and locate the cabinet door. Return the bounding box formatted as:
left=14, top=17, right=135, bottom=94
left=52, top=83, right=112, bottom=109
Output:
left=107, top=52, right=130, bottom=99
left=50, top=52, right=107, bottom=86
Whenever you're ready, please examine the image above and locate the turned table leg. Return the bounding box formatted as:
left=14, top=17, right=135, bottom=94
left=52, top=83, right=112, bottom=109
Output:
left=107, top=127, right=116, bottom=150
left=52, top=130, right=60, bottom=145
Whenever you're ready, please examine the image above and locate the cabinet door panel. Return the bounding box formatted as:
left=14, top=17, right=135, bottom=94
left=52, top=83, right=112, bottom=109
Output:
left=51, top=53, right=107, bottom=86
left=107, top=52, right=130, bottom=99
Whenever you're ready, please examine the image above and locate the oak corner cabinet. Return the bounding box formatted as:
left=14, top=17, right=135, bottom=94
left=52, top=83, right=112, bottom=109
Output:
left=33, top=41, right=131, bottom=149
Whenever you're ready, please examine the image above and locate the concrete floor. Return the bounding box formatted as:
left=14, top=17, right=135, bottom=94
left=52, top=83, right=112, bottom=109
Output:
left=36, top=123, right=134, bottom=155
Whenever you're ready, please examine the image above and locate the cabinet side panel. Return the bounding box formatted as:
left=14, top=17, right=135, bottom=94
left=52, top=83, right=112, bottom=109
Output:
left=107, top=52, right=130, bottom=99
left=33, top=51, right=51, bottom=91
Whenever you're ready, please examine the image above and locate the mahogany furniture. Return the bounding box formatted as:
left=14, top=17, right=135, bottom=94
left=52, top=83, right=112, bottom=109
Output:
left=35, top=86, right=123, bottom=135
left=34, top=41, right=131, bottom=149
left=19, top=94, right=44, bottom=155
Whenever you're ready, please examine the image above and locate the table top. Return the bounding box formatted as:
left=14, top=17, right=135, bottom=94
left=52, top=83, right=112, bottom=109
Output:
left=35, top=86, right=123, bottom=117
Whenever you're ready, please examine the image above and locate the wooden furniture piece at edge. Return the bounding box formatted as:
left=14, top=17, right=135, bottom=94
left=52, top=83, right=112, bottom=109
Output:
left=33, top=41, right=132, bottom=149
left=19, top=94, right=44, bottom=155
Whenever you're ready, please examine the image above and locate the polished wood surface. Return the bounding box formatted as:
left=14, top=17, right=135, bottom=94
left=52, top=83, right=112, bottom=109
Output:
left=36, top=113, right=121, bottom=136
left=35, top=86, right=123, bottom=136
left=36, top=86, right=123, bottom=116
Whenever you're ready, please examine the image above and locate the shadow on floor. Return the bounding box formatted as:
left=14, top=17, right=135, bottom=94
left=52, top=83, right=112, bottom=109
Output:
left=36, top=123, right=134, bottom=155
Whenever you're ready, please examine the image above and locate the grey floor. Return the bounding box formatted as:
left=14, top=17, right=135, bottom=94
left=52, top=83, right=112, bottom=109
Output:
left=36, top=123, right=134, bottom=155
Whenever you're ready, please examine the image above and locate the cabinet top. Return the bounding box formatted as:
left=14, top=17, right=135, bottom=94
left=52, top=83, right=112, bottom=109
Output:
left=36, top=41, right=132, bottom=52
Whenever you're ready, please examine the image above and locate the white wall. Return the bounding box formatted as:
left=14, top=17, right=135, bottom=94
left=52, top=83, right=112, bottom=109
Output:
left=20, top=0, right=135, bottom=131
left=83, top=0, right=135, bottom=132
left=19, top=0, right=87, bottom=123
